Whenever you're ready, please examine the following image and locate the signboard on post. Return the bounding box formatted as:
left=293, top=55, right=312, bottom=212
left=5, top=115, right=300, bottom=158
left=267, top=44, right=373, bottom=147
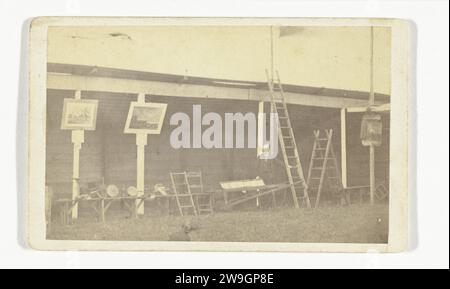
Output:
left=124, top=97, right=168, bottom=216
left=124, top=101, right=167, bottom=134
left=61, top=98, right=98, bottom=130
left=61, top=94, right=99, bottom=220
left=360, top=110, right=382, bottom=147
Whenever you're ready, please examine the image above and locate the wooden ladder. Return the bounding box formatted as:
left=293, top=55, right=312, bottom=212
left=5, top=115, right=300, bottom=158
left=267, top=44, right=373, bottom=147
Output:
left=186, top=171, right=213, bottom=214
left=306, top=129, right=343, bottom=208
left=266, top=70, right=311, bottom=209
left=170, top=172, right=198, bottom=216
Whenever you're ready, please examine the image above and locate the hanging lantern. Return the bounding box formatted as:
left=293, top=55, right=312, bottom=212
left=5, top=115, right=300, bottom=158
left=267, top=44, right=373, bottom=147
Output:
left=360, top=110, right=382, bottom=146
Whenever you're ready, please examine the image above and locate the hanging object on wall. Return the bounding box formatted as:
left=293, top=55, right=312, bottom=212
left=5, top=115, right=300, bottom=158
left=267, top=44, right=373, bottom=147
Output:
left=61, top=98, right=99, bottom=130
left=124, top=101, right=168, bottom=134
left=360, top=110, right=382, bottom=147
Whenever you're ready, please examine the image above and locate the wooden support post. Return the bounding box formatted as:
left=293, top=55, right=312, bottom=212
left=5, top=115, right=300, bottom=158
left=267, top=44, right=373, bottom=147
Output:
left=100, top=199, right=105, bottom=223
left=257, top=101, right=265, bottom=157
left=370, top=146, right=375, bottom=205
left=136, top=93, right=147, bottom=216
left=71, top=90, right=84, bottom=219
left=369, top=26, right=376, bottom=205
left=340, top=108, right=347, bottom=188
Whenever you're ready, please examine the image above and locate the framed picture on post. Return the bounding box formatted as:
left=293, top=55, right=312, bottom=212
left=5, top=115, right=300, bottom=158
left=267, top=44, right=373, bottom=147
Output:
left=124, top=101, right=168, bottom=134
left=61, top=98, right=99, bottom=130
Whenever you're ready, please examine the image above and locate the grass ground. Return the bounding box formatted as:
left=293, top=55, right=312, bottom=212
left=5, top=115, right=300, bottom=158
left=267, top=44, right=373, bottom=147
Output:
left=48, top=203, right=389, bottom=244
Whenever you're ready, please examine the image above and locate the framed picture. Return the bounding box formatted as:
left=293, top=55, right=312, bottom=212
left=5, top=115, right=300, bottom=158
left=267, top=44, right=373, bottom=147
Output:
left=61, top=98, right=99, bottom=130
left=124, top=102, right=168, bottom=134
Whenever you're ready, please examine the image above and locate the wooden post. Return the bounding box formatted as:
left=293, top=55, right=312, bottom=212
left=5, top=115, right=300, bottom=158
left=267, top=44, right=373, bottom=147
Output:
left=370, top=145, right=375, bottom=205
left=340, top=108, right=347, bottom=188
left=369, top=26, right=376, bottom=205
left=71, top=90, right=84, bottom=219
left=100, top=199, right=105, bottom=223
left=136, top=93, right=147, bottom=216
left=257, top=101, right=265, bottom=157
left=270, top=26, right=274, bottom=80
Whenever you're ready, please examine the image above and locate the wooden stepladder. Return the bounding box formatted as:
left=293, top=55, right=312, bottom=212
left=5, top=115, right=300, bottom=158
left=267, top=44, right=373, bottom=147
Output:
left=306, top=129, right=343, bottom=208
left=186, top=172, right=213, bottom=215
left=266, top=70, right=311, bottom=209
left=170, top=172, right=198, bottom=216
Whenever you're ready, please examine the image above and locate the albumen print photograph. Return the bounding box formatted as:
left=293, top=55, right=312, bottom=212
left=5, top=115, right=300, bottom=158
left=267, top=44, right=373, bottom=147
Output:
left=61, top=98, right=98, bottom=130
left=28, top=18, right=410, bottom=251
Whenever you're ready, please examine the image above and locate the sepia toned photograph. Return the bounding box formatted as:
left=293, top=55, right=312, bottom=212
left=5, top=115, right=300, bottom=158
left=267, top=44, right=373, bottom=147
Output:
left=61, top=98, right=98, bottom=130
left=124, top=102, right=168, bottom=134
left=27, top=18, right=411, bottom=252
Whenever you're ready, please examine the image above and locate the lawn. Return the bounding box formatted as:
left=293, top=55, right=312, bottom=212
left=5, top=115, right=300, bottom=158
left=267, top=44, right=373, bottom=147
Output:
left=48, top=204, right=389, bottom=244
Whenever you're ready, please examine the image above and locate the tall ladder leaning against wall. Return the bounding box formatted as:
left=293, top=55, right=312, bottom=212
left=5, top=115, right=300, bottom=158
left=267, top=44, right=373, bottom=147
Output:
left=265, top=70, right=312, bottom=209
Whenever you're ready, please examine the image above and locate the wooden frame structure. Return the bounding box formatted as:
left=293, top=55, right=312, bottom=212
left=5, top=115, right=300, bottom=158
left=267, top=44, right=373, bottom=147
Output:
left=46, top=63, right=390, bottom=220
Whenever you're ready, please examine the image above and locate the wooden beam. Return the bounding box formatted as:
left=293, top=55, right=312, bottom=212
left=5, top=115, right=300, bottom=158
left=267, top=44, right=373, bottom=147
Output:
left=71, top=90, right=83, bottom=220
left=340, top=108, right=347, bottom=188
left=369, top=26, right=376, bottom=206
left=47, top=73, right=383, bottom=109
left=346, top=103, right=390, bottom=113
left=257, top=101, right=265, bottom=157
left=136, top=93, right=147, bottom=216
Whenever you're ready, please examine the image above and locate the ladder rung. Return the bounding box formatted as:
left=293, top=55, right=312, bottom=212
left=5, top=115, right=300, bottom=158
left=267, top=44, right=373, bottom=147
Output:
left=177, top=196, right=194, bottom=199
left=317, top=138, right=328, bottom=141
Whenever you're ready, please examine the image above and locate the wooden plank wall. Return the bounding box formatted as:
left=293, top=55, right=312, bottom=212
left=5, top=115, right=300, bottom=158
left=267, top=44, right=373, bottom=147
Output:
left=46, top=89, right=389, bottom=199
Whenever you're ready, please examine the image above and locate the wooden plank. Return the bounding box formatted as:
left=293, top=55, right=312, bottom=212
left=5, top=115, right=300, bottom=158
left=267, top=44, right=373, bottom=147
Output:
left=48, top=73, right=383, bottom=109
left=346, top=103, right=390, bottom=113
left=224, top=184, right=290, bottom=208
left=369, top=26, right=376, bottom=206
left=340, top=108, right=348, bottom=188
left=135, top=93, right=147, bottom=216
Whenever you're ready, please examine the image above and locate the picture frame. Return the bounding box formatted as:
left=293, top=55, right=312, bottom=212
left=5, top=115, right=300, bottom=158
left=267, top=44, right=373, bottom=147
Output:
left=60, top=98, right=99, bottom=130
left=124, top=101, right=168, bottom=134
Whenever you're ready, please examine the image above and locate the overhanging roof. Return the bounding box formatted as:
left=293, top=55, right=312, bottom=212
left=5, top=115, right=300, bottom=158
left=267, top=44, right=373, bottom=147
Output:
left=48, top=63, right=390, bottom=104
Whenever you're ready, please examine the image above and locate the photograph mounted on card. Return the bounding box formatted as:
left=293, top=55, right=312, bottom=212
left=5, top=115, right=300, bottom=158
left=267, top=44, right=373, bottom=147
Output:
left=124, top=101, right=167, bottom=134
left=27, top=17, right=412, bottom=253
left=61, top=98, right=98, bottom=130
